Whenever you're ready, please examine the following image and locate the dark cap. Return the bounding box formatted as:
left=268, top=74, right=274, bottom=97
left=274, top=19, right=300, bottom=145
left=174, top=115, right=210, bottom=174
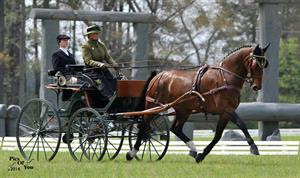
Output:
left=56, top=34, right=70, bottom=41
left=85, top=25, right=101, bottom=35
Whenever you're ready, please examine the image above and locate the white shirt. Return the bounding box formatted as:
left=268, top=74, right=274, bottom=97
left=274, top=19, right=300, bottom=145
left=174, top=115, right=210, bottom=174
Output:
left=60, top=47, right=69, bottom=56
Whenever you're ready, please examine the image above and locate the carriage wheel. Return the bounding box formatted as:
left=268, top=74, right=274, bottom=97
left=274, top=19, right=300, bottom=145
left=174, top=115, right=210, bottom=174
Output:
left=106, top=120, right=125, bottom=160
left=128, top=114, right=170, bottom=161
left=67, top=108, right=108, bottom=161
left=16, top=98, right=61, bottom=161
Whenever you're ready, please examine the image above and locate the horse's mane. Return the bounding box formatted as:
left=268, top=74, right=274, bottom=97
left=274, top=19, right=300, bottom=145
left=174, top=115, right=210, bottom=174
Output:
left=222, top=45, right=253, bottom=60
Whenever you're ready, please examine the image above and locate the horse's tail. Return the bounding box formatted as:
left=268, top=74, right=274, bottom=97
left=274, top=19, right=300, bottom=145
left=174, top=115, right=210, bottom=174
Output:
left=135, top=71, right=157, bottom=111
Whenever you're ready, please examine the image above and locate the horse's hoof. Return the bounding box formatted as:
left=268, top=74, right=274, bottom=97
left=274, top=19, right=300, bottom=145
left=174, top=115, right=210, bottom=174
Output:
left=126, top=152, right=134, bottom=161
left=250, top=145, right=260, bottom=155
left=195, top=153, right=204, bottom=163
left=189, top=151, right=197, bottom=158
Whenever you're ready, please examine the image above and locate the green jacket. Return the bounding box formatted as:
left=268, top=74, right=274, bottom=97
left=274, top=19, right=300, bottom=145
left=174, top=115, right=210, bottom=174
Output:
left=81, top=40, right=116, bottom=68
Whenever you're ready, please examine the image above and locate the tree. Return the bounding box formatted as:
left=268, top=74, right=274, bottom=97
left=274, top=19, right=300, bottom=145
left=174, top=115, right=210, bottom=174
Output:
left=2, top=0, right=26, bottom=105
left=0, top=0, right=4, bottom=103
left=278, top=37, right=300, bottom=103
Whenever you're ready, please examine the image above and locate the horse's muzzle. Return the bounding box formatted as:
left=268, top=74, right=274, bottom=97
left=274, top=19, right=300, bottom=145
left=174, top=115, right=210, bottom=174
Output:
left=251, top=85, right=260, bottom=91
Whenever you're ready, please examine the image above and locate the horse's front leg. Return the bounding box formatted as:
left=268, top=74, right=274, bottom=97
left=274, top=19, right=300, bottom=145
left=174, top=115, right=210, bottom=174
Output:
left=227, top=111, right=259, bottom=155
left=196, top=114, right=229, bottom=163
left=126, top=121, right=150, bottom=161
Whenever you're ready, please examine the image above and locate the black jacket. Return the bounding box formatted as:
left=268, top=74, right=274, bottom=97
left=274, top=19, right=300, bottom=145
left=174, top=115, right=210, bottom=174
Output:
left=52, top=49, right=76, bottom=73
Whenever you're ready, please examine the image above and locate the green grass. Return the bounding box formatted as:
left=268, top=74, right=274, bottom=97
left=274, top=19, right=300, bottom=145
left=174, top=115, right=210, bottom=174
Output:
left=1, top=150, right=300, bottom=178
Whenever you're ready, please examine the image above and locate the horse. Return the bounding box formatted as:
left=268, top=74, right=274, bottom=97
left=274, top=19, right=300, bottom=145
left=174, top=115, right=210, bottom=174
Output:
left=126, top=44, right=270, bottom=163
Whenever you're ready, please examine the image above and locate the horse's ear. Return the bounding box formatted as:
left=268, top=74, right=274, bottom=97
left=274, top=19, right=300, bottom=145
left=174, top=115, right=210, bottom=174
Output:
left=263, top=43, right=270, bottom=53
left=253, top=44, right=260, bottom=54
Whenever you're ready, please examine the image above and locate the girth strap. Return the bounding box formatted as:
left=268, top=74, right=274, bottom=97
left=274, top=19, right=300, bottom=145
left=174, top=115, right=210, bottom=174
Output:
left=191, top=64, right=209, bottom=92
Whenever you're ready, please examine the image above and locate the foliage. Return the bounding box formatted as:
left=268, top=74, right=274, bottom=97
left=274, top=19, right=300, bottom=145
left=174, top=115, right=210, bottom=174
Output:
left=279, top=37, right=300, bottom=103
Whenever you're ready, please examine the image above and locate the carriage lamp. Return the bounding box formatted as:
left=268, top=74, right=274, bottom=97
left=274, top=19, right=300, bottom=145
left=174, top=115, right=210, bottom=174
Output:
left=55, top=71, right=67, bottom=86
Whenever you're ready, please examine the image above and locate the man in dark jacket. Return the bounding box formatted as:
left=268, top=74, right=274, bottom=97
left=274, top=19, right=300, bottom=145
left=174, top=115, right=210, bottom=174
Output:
left=52, top=34, right=75, bottom=73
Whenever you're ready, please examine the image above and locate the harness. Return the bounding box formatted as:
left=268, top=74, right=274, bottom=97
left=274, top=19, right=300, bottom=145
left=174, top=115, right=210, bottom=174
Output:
left=145, top=52, right=267, bottom=114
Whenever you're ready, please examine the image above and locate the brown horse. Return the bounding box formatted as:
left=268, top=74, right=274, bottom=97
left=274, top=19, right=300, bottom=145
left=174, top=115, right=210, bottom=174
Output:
left=126, top=44, right=270, bottom=163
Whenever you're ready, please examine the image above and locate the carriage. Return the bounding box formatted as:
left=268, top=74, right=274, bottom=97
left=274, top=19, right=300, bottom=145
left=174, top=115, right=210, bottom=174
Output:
left=16, top=65, right=170, bottom=162
left=16, top=44, right=268, bottom=163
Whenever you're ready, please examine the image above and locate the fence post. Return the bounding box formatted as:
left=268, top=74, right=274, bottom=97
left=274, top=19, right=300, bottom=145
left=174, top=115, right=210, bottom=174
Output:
left=6, top=105, right=21, bottom=136
left=0, top=104, right=7, bottom=137
left=257, top=2, right=281, bottom=140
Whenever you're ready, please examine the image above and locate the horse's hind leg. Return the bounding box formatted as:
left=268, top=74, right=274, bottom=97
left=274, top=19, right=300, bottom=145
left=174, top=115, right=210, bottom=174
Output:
left=170, top=112, right=197, bottom=158
left=228, top=111, right=259, bottom=155
left=196, top=114, right=229, bottom=163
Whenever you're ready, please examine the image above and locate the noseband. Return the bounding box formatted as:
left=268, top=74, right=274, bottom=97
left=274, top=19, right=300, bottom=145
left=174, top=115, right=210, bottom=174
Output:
left=216, top=52, right=267, bottom=85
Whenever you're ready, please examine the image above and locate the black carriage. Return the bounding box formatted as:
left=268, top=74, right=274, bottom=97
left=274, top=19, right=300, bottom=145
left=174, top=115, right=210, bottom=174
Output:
left=16, top=65, right=170, bottom=162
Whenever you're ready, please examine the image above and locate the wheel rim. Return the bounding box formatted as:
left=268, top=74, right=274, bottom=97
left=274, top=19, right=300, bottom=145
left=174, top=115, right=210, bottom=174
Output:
left=67, top=108, right=108, bottom=161
left=16, top=98, right=61, bottom=161
left=129, top=115, right=170, bottom=161
left=106, top=120, right=125, bottom=160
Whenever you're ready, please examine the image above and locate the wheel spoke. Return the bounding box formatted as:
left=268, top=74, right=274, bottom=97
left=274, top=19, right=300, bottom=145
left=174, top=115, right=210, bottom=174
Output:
left=28, top=135, right=39, bottom=160
left=23, top=113, right=39, bottom=129
left=150, top=140, right=160, bottom=158
left=107, top=139, right=118, bottom=150
left=41, top=116, right=55, bottom=131
left=141, top=140, right=147, bottom=160
left=37, top=136, right=40, bottom=161
left=91, top=139, right=100, bottom=160
left=41, top=137, right=48, bottom=160
left=79, top=141, right=88, bottom=161
left=73, top=138, right=88, bottom=153
left=150, top=137, right=166, bottom=147
left=149, top=140, right=152, bottom=161
left=107, top=147, right=111, bottom=158
left=18, top=123, right=36, bottom=132
left=43, top=133, right=59, bottom=142
left=22, top=135, right=36, bottom=150
left=41, top=137, right=55, bottom=153
left=40, top=105, right=49, bottom=129
left=41, top=126, right=60, bottom=132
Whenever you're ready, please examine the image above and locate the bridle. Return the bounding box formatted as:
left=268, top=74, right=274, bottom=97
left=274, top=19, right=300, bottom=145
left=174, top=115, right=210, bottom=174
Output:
left=216, top=51, right=268, bottom=85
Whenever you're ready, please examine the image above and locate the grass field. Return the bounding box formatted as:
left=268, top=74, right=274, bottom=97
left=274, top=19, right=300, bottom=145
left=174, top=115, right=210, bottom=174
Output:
left=1, top=148, right=300, bottom=178
left=1, top=135, right=299, bottom=178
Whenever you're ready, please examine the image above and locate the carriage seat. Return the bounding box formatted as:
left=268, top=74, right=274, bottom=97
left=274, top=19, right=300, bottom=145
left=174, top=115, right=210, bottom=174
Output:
left=65, top=64, right=85, bottom=72
left=48, top=70, right=56, bottom=76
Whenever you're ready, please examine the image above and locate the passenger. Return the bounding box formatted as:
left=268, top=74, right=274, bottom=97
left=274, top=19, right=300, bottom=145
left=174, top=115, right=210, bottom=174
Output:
left=52, top=34, right=76, bottom=74
left=81, top=25, right=118, bottom=99
left=52, top=34, right=76, bottom=100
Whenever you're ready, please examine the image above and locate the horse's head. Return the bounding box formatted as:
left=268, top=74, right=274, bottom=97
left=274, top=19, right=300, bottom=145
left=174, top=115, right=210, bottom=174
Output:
left=246, top=43, right=270, bottom=91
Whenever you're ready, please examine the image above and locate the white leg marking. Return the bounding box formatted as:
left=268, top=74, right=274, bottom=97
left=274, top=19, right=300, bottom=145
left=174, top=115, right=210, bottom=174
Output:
left=128, top=149, right=138, bottom=157
left=186, top=141, right=197, bottom=152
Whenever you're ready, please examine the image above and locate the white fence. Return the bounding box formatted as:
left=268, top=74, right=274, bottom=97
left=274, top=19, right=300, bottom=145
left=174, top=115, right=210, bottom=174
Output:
left=188, top=129, right=300, bottom=137
left=1, top=137, right=299, bottom=156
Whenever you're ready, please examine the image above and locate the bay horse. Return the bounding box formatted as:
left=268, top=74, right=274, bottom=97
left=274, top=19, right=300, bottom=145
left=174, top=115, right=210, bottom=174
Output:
left=126, top=44, right=270, bottom=163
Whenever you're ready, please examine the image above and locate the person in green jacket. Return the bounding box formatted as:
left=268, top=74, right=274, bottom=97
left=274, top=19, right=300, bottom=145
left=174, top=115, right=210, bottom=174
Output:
left=81, top=24, right=119, bottom=100
left=81, top=24, right=118, bottom=69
